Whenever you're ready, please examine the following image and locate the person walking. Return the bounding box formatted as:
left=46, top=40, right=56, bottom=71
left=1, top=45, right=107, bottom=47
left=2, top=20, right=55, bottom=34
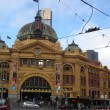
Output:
left=77, top=102, right=81, bottom=110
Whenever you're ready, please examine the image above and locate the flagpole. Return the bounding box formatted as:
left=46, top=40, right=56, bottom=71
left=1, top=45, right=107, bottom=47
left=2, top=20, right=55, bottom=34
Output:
left=38, top=0, right=39, bottom=15
left=33, top=0, right=40, bottom=15
left=67, top=38, right=68, bottom=51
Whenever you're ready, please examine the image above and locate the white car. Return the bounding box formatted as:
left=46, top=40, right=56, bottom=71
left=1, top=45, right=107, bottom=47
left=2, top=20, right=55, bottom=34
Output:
left=23, top=101, right=40, bottom=108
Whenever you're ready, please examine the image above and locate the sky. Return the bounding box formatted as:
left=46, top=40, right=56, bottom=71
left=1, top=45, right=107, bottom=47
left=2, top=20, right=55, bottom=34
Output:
left=0, top=0, right=110, bottom=68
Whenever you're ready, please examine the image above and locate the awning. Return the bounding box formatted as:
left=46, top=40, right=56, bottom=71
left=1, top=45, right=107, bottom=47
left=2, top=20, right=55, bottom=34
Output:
left=21, top=89, right=51, bottom=93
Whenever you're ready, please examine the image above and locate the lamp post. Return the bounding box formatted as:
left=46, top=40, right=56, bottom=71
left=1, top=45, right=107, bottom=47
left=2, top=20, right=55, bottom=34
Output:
left=91, top=90, right=94, bottom=109
left=65, top=89, right=68, bottom=110
left=101, top=94, right=107, bottom=109
left=104, top=94, right=107, bottom=109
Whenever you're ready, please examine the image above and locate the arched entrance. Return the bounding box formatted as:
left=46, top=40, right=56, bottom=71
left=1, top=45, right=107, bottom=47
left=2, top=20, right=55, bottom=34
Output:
left=20, top=76, right=51, bottom=101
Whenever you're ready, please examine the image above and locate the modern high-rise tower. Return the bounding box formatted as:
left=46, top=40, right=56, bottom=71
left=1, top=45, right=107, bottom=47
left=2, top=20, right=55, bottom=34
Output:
left=39, top=8, right=52, bottom=27
left=86, top=50, right=98, bottom=62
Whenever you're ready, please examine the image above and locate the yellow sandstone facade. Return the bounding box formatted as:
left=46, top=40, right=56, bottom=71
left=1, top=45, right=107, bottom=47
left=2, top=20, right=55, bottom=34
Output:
left=0, top=12, right=110, bottom=105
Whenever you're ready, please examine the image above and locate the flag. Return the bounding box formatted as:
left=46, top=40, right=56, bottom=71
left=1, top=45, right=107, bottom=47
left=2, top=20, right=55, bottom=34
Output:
left=33, top=0, right=39, bottom=2
left=7, top=36, right=11, bottom=39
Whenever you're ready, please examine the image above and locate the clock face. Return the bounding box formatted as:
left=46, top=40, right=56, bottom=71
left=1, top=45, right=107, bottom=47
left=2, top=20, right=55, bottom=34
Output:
left=34, top=48, right=41, bottom=55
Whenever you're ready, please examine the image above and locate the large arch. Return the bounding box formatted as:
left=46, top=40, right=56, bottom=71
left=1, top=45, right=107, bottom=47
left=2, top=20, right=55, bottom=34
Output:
left=18, top=73, right=54, bottom=101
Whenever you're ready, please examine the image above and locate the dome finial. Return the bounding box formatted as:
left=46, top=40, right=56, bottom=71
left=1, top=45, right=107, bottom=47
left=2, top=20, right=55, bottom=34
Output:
left=72, top=39, right=75, bottom=44
left=35, top=11, right=42, bottom=21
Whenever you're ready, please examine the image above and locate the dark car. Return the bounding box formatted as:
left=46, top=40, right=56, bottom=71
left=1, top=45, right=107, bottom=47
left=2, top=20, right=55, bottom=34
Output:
left=0, top=98, right=10, bottom=110
left=59, top=104, right=73, bottom=109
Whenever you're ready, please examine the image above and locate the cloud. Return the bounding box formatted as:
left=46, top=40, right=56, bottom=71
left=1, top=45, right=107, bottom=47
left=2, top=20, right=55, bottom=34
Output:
left=59, top=24, right=110, bottom=68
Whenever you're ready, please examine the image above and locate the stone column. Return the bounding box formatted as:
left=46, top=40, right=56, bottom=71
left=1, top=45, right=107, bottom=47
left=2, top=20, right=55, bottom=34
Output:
left=85, top=66, right=89, bottom=97
left=75, top=63, right=81, bottom=96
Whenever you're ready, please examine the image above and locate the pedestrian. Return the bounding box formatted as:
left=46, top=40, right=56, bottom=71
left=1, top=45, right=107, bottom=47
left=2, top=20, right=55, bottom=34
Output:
left=17, top=99, right=20, bottom=107
left=33, top=97, right=36, bottom=103
left=77, top=102, right=81, bottom=110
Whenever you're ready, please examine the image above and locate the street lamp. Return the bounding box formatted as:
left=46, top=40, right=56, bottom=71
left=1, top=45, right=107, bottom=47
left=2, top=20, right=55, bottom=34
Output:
left=100, top=94, right=107, bottom=109
left=65, top=89, right=68, bottom=110
left=104, top=94, right=107, bottom=109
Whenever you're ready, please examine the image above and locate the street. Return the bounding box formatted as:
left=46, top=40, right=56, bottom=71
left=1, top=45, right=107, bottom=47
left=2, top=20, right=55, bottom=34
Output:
left=10, top=102, right=61, bottom=110
left=11, top=105, right=63, bottom=110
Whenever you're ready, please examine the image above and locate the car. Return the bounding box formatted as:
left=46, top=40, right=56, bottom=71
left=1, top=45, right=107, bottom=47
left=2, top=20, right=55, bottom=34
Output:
left=0, top=98, right=10, bottom=110
left=23, top=101, right=40, bottom=108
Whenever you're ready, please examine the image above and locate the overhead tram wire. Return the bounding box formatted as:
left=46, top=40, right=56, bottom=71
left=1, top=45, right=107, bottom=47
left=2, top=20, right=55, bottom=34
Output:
left=81, top=7, right=93, bottom=33
left=58, top=26, right=110, bottom=40
left=58, top=0, right=109, bottom=40
left=80, top=0, right=110, bottom=38
left=82, top=45, right=110, bottom=52
left=81, top=0, right=110, bottom=18
left=58, top=0, right=85, bottom=22
left=58, top=0, right=110, bottom=49
left=106, top=41, right=110, bottom=47
left=90, top=41, right=110, bottom=50
left=94, top=45, right=110, bottom=50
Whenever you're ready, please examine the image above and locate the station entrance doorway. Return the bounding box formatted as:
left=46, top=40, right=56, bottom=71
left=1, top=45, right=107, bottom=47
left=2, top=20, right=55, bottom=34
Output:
left=20, top=76, right=51, bottom=101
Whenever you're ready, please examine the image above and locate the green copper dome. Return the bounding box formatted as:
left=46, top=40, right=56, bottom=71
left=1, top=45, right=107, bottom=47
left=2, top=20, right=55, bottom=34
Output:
left=65, top=40, right=82, bottom=52
left=0, top=39, right=7, bottom=48
left=17, top=15, right=58, bottom=42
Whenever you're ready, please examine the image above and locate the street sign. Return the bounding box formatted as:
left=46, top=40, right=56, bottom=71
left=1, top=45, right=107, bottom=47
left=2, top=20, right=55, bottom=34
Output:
left=12, top=85, right=16, bottom=91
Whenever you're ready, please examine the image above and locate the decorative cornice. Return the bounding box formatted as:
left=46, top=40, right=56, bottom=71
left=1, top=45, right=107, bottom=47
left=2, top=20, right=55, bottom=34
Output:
left=18, top=41, right=59, bottom=52
left=0, top=52, right=11, bottom=55
left=63, top=54, right=89, bottom=61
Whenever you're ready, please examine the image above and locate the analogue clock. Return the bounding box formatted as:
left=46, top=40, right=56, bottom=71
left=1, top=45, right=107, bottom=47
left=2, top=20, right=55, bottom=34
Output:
left=34, top=48, right=41, bottom=55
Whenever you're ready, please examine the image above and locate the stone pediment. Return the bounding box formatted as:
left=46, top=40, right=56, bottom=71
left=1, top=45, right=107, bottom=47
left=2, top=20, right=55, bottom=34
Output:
left=18, top=41, right=60, bottom=54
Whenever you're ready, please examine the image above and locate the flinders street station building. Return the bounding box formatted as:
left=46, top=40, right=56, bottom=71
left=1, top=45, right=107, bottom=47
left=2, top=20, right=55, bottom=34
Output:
left=0, top=8, right=110, bottom=106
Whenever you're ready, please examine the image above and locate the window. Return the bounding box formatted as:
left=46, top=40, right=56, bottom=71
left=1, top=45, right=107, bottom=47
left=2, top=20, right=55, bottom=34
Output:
left=80, top=66, right=85, bottom=73
left=64, top=65, right=72, bottom=71
left=13, top=72, right=17, bottom=78
left=103, top=82, right=106, bottom=89
left=1, top=62, right=9, bottom=68
left=31, top=59, right=36, bottom=65
left=97, top=91, right=100, bottom=97
left=80, top=76, right=86, bottom=86
left=38, top=60, right=44, bottom=66
left=81, top=89, right=86, bottom=97
left=23, top=59, right=28, bottom=65
left=108, top=79, right=110, bottom=89
left=0, top=62, right=10, bottom=82
left=46, top=60, right=52, bottom=67
left=63, top=75, right=75, bottom=85
left=65, top=76, right=69, bottom=84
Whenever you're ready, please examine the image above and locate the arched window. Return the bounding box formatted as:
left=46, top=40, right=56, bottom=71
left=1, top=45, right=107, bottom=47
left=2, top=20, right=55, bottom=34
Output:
left=0, top=62, right=10, bottom=82
left=103, top=81, right=106, bottom=89
left=63, top=64, right=75, bottom=85
left=63, top=65, right=73, bottom=71
left=80, top=66, right=85, bottom=73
